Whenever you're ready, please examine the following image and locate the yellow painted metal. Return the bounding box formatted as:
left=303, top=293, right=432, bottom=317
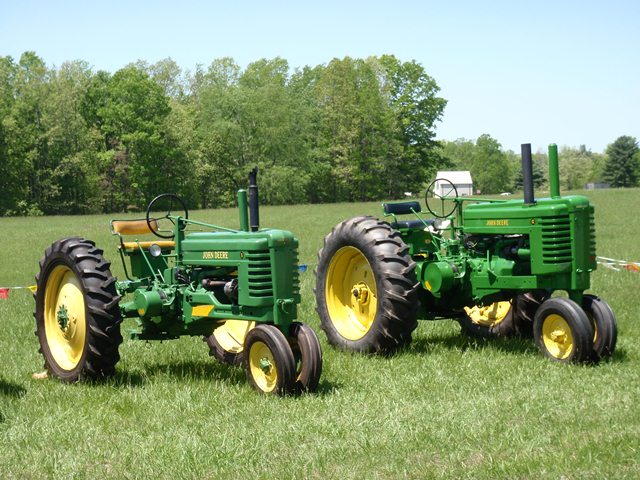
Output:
left=121, top=240, right=175, bottom=251
left=213, top=320, right=255, bottom=353
left=192, top=305, right=215, bottom=317
left=325, top=246, right=377, bottom=341
left=541, top=313, right=574, bottom=359
left=43, top=265, right=86, bottom=370
left=248, top=340, right=277, bottom=392
left=464, top=301, right=511, bottom=327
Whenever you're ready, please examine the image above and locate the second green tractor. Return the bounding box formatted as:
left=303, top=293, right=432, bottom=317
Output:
left=315, top=143, right=617, bottom=364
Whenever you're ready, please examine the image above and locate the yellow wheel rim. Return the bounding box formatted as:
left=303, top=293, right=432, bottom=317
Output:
left=248, top=341, right=277, bottom=393
left=325, top=246, right=377, bottom=341
left=213, top=320, right=255, bottom=353
left=464, top=301, right=512, bottom=327
left=542, top=313, right=574, bottom=359
left=43, top=265, right=86, bottom=370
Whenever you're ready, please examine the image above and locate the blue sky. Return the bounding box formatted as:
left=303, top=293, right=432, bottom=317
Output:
left=1, top=0, right=638, bottom=153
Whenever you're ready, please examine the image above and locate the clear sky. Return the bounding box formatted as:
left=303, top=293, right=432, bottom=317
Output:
left=1, top=0, right=638, bottom=153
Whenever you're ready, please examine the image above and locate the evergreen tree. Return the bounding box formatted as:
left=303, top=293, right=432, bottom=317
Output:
left=602, top=135, right=639, bottom=187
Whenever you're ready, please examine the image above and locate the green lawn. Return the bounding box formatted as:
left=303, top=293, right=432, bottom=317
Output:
left=1, top=189, right=639, bottom=479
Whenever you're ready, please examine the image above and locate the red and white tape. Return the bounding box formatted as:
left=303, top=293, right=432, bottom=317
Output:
left=597, top=256, right=640, bottom=272
left=0, top=285, right=37, bottom=299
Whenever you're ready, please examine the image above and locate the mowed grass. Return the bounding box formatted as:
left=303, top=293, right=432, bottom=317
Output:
left=1, top=189, right=639, bottom=479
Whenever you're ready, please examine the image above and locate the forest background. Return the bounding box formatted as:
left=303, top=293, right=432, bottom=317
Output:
left=1, top=52, right=638, bottom=216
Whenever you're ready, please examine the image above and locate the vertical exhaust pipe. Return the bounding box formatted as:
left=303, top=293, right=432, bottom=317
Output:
left=248, top=167, right=260, bottom=232
left=521, top=143, right=535, bottom=205
left=548, top=143, right=561, bottom=198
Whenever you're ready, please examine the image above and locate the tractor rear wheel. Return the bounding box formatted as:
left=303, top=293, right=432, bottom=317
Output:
left=583, top=294, right=617, bottom=361
left=288, top=322, right=322, bottom=393
left=460, top=290, right=550, bottom=339
left=460, top=301, right=515, bottom=338
left=205, top=320, right=255, bottom=366
left=533, top=297, right=593, bottom=363
left=244, top=324, right=296, bottom=395
left=34, top=237, right=122, bottom=381
left=315, top=216, right=418, bottom=354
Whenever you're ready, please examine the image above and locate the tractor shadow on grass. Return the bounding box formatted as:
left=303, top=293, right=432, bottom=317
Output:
left=112, top=360, right=341, bottom=395
left=400, top=330, right=628, bottom=365
left=0, top=378, right=27, bottom=398
left=401, top=330, right=541, bottom=359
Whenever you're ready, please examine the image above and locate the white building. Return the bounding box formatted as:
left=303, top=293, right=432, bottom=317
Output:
left=434, top=171, right=473, bottom=197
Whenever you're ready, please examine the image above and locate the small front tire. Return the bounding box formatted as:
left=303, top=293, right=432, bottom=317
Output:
left=583, top=294, right=617, bottom=361
left=244, top=325, right=296, bottom=396
left=288, top=322, right=322, bottom=393
left=533, top=297, right=593, bottom=364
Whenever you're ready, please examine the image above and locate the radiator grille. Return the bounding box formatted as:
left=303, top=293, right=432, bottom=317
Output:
left=246, top=250, right=273, bottom=298
left=589, top=209, right=596, bottom=258
left=540, top=215, right=572, bottom=264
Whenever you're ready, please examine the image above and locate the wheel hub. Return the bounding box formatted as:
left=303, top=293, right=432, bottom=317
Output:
left=549, top=329, right=567, bottom=344
left=56, top=304, right=69, bottom=331
left=259, top=357, right=273, bottom=374
left=352, top=282, right=370, bottom=305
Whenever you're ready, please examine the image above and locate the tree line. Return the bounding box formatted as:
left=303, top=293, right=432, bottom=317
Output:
left=0, top=52, right=446, bottom=216
left=1, top=52, right=638, bottom=216
left=441, top=134, right=639, bottom=195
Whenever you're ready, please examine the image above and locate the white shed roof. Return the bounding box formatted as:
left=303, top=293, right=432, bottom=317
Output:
left=436, top=171, right=473, bottom=184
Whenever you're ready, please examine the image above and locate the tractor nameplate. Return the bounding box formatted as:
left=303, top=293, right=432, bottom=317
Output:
left=202, top=251, right=229, bottom=260
left=486, top=219, right=509, bottom=226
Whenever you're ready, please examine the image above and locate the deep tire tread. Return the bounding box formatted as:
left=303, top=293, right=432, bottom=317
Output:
left=34, top=236, right=122, bottom=382
left=315, top=216, right=418, bottom=354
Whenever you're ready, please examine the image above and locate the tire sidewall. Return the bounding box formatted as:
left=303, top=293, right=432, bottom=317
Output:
left=316, top=217, right=412, bottom=352
left=36, top=248, right=89, bottom=381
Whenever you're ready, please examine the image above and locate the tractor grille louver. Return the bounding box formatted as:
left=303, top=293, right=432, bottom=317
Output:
left=540, top=215, right=573, bottom=264
left=246, top=250, right=273, bottom=298
left=292, top=247, right=300, bottom=296
left=589, top=209, right=596, bottom=258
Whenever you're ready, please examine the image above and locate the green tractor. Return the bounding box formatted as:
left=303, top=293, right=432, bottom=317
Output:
left=315, top=143, right=617, bottom=363
left=34, top=169, right=322, bottom=395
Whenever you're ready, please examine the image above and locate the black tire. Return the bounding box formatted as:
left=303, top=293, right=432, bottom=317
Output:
left=288, top=322, right=322, bottom=393
left=533, top=297, right=593, bottom=364
left=243, top=324, right=296, bottom=396
left=204, top=320, right=255, bottom=366
left=34, top=237, right=122, bottom=381
left=583, top=294, right=617, bottom=361
left=512, top=290, right=549, bottom=337
left=315, top=216, right=418, bottom=354
left=460, top=300, right=516, bottom=338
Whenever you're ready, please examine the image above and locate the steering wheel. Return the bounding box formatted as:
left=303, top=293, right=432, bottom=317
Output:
left=425, top=179, right=458, bottom=218
left=146, top=193, right=189, bottom=239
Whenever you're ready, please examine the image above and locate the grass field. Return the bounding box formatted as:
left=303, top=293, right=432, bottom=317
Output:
left=1, top=189, right=639, bottom=479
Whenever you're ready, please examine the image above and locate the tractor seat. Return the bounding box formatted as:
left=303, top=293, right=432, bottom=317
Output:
left=392, top=219, right=435, bottom=229
left=110, top=219, right=175, bottom=252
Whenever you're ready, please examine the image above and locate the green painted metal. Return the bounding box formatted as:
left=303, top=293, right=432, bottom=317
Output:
left=548, top=143, right=561, bottom=198
left=386, top=143, right=598, bottom=316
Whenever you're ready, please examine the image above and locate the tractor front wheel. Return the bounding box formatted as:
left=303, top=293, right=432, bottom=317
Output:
left=288, top=322, right=322, bottom=393
left=583, top=294, right=617, bottom=361
left=315, top=216, right=418, bottom=354
left=34, top=237, right=122, bottom=381
left=244, top=325, right=296, bottom=395
left=533, top=297, right=593, bottom=363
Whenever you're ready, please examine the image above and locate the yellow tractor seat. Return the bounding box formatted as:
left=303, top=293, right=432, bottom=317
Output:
left=110, top=219, right=175, bottom=252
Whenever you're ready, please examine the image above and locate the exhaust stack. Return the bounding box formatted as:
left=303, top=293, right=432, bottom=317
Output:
left=521, top=143, right=535, bottom=205
left=548, top=144, right=561, bottom=198
left=248, top=167, right=260, bottom=232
